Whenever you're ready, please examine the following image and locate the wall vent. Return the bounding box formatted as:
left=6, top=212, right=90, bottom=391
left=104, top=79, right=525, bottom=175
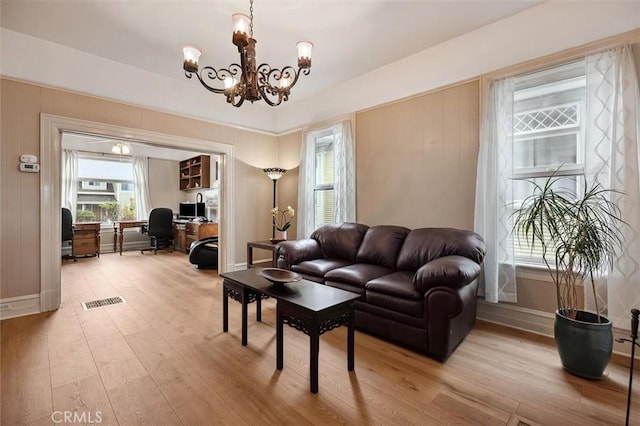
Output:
left=82, top=296, right=126, bottom=310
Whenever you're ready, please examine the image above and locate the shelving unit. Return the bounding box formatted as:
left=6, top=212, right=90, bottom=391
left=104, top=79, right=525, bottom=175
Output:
left=179, top=155, right=210, bottom=191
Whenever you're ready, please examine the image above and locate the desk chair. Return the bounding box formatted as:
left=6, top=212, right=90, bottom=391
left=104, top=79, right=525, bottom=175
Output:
left=62, top=207, right=76, bottom=262
left=141, top=208, right=174, bottom=254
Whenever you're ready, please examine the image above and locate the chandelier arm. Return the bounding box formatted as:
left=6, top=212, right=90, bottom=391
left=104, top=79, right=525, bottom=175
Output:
left=188, top=65, right=244, bottom=95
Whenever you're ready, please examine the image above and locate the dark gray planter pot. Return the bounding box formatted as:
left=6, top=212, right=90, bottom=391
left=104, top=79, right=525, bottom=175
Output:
left=554, top=309, right=613, bottom=379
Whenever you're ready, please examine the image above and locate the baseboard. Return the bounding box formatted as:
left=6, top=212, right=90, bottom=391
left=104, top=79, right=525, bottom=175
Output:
left=0, top=294, right=41, bottom=320
left=477, top=299, right=636, bottom=360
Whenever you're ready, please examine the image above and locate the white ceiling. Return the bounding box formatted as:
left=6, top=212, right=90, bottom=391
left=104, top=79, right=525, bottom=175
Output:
left=1, top=0, right=542, bottom=110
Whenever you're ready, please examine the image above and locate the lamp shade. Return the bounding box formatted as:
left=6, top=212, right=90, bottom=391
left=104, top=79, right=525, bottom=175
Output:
left=183, top=46, right=202, bottom=72
left=232, top=13, right=251, bottom=46
left=297, top=41, right=313, bottom=69
left=112, top=143, right=130, bottom=155
left=264, top=167, right=286, bottom=181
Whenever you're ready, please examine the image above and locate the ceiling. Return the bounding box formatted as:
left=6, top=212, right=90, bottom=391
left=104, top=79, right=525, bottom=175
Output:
left=1, top=0, right=542, bottom=107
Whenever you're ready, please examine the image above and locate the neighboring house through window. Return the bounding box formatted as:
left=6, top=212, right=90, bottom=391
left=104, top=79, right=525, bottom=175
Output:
left=74, top=154, right=137, bottom=223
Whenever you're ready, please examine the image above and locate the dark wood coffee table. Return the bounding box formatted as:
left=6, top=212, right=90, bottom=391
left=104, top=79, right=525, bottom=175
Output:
left=220, top=269, right=360, bottom=393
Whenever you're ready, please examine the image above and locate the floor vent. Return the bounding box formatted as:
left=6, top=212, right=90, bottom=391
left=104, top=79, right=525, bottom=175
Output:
left=82, top=296, right=126, bottom=310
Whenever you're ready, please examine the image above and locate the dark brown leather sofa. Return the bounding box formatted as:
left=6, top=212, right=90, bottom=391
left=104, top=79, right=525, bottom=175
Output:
left=275, top=223, right=486, bottom=361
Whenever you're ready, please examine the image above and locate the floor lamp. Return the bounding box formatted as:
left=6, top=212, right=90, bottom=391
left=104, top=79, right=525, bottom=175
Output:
left=264, top=167, right=287, bottom=239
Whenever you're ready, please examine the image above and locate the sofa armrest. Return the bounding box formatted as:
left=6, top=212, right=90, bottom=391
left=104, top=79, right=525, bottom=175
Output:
left=276, top=239, right=323, bottom=270
left=413, top=255, right=481, bottom=294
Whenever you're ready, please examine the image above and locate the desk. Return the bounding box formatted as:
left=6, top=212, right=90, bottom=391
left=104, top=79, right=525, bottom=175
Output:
left=246, top=240, right=278, bottom=268
left=113, top=220, right=147, bottom=255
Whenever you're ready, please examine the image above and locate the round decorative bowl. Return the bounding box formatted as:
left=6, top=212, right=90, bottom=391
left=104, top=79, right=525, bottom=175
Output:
left=257, top=268, right=301, bottom=286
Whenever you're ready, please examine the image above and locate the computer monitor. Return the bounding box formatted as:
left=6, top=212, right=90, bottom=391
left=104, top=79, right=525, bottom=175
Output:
left=179, top=202, right=205, bottom=219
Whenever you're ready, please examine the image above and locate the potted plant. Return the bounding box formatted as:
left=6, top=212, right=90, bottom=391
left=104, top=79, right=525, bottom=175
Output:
left=512, top=173, right=625, bottom=379
left=271, top=206, right=295, bottom=242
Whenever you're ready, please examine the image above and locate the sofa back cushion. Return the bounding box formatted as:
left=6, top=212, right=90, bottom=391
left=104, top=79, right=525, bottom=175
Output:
left=396, top=228, right=486, bottom=272
left=311, top=222, right=369, bottom=262
left=356, top=225, right=410, bottom=269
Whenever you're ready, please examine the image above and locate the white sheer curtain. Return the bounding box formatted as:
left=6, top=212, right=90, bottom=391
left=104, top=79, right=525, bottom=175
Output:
left=132, top=156, right=152, bottom=220
left=61, top=149, right=78, bottom=220
left=298, top=131, right=316, bottom=239
left=474, top=78, right=518, bottom=303
left=298, top=119, right=356, bottom=238
left=332, top=120, right=356, bottom=225
left=584, top=45, right=640, bottom=328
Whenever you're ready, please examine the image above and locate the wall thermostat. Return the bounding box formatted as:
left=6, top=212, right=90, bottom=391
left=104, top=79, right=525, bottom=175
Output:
left=19, top=163, right=40, bottom=173
left=20, top=154, right=38, bottom=163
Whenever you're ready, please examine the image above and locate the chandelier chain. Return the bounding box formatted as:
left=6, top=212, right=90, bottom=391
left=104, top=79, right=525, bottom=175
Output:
left=249, top=0, right=254, bottom=39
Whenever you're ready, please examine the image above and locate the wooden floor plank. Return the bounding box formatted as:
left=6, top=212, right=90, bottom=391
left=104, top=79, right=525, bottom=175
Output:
left=2, top=251, right=638, bottom=425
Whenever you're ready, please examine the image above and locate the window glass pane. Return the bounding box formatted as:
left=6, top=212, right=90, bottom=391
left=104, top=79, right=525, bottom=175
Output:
left=315, top=141, right=334, bottom=186
left=75, top=155, right=136, bottom=223
left=513, top=175, right=581, bottom=204
left=314, top=189, right=334, bottom=229
left=78, top=158, right=133, bottom=181
left=513, top=133, right=579, bottom=169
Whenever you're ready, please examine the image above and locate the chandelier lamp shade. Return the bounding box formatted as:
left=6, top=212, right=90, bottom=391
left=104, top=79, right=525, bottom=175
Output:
left=111, top=142, right=130, bottom=155
left=182, top=0, right=313, bottom=107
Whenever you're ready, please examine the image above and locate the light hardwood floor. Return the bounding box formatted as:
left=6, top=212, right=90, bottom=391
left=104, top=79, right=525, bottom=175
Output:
left=2, top=252, right=639, bottom=425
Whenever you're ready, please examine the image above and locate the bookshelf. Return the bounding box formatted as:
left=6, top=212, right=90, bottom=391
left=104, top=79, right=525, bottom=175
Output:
left=179, top=155, right=210, bottom=191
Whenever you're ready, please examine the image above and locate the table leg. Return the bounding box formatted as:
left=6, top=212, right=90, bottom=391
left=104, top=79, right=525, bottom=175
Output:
left=348, top=306, right=355, bottom=371
left=247, top=245, right=253, bottom=269
left=119, top=229, right=124, bottom=255
left=276, top=304, right=283, bottom=370
left=223, top=286, right=229, bottom=333
left=256, top=296, right=262, bottom=322
left=241, top=288, right=248, bottom=346
left=113, top=224, right=117, bottom=253
left=310, top=325, right=320, bottom=394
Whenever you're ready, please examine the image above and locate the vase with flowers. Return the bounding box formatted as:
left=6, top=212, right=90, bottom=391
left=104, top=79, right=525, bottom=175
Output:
left=271, top=206, right=295, bottom=242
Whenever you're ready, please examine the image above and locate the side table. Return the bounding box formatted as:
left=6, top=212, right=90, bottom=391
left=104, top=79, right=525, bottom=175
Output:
left=246, top=240, right=278, bottom=268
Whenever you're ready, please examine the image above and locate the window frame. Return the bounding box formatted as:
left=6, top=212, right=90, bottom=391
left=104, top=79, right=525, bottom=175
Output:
left=75, top=153, right=137, bottom=224
left=510, top=62, right=588, bottom=267
left=312, top=128, right=336, bottom=229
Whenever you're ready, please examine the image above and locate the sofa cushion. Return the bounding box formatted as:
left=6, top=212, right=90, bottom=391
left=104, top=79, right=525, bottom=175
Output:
left=291, top=258, right=351, bottom=278
left=365, top=291, right=423, bottom=318
left=396, top=228, right=486, bottom=272
left=325, top=263, right=393, bottom=288
left=326, top=281, right=365, bottom=296
left=365, top=271, right=421, bottom=300
left=311, top=222, right=369, bottom=262
left=356, top=225, right=410, bottom=269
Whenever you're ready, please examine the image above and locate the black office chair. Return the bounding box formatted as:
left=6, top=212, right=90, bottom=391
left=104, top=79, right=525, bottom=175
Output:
left=188, top=236, right=218, bottom=269
left=141, top=207, right=174, bottom=254
left=62, top=207, right=76, bottom=261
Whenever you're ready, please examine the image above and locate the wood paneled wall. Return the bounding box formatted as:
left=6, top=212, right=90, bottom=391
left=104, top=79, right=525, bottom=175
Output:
left=356, top=80, right=480, bottom=230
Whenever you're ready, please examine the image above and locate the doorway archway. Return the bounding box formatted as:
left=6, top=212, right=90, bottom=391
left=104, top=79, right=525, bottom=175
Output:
left=40, top=114, right=235, bottom=312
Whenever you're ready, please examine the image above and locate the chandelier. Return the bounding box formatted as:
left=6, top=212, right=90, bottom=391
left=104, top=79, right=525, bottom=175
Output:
left=111, top=142, right=130, bottom=155
left=182, top=0, right=313, bottom=107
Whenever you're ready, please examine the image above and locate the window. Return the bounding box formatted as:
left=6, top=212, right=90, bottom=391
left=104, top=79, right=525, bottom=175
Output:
left=314, top=131, right=335, bottom=229
left=299, top=120, right=355, bottom=237
left=75, top=155, right=136, bottom=223
left=511, top=61, right=587, bottom=264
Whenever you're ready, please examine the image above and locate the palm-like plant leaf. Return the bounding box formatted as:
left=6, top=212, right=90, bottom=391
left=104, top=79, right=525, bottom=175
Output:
left=511, top=171, right=625, bottom=321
